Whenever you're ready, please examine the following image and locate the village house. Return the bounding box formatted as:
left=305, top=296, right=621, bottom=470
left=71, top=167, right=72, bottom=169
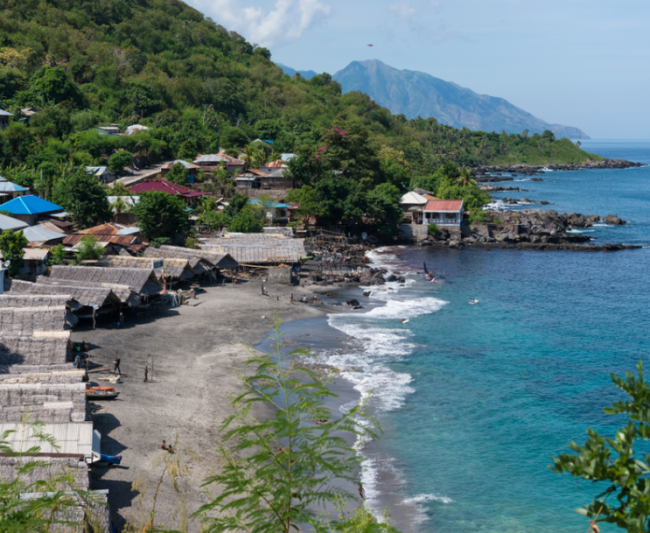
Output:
left=0, top=196, right=63, bottom=225
left=259, top=168, right=294, bottom=189
left=130, top=178, right=207, bottom=206
left=86, top=166, right=114, bottom=184
left=193, top=153, right=246, bottom=174
left=235, top=169, right=265, bottom=190
left=259, top=159, right=288, bottom=174
left=159, top=160, right=200, bottom=181
left=0, top=248, right=51, bottom=276
left=249, top=199, right=290, bottom=223
left=0, top=109, right=13, bottom=129
left=399, top=190, right=464, bottom=241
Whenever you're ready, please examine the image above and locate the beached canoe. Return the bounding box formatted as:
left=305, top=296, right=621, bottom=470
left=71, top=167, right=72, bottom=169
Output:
left=86, top=390, right=119, bottom=400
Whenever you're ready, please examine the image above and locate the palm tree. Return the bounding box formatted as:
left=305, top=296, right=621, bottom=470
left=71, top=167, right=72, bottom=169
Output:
left=241, top=144, right=266, bottom=169
left=109, top=197, right=130, bottom=217
left=456, top=167, right=478, bottom=187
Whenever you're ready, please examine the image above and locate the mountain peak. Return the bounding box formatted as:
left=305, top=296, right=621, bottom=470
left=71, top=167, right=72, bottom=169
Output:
left=333, top=61, right=589, bottom=139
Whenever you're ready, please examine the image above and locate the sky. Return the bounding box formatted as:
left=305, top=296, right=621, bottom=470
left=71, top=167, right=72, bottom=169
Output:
left=187, top=0, right=649, bottom=138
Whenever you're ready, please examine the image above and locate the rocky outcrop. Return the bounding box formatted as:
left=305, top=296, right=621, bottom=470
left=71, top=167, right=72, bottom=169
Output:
left=475, top=159, right=644, bottom=180
left=481, top=185, right=529, bottom=192
left=602, top=214, right=626, bottom=225
left=421, top=209, right=638, bottom=252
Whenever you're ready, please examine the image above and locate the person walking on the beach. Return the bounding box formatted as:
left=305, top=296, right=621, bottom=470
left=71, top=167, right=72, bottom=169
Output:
left=358, top=483, right=365, bottom=499
left=144, top=365, right=148, bottom=382
left=114, top=357, right=121, bottom=376
left=290, top=293, right=294, bottom=304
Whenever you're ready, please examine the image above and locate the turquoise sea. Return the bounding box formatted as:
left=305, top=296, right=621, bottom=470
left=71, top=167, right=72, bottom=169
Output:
left=320, top=140, right=650, bottom=533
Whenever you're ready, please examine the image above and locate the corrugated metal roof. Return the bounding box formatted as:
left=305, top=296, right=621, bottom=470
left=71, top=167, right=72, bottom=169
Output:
left=424, top=200, right=464, bottom=212
left=77, top=223, right=140, bottom=236
left=400, top=191, right=428, bottom=205
left=160, top=160, right=199, bottom=170
left=0, top=213, right=27, bottom=231
left=0, top=422, right=97, bottom=459
left=130, top=179, right=207, bottom=198
left=22, top=225, right=64, bottom=244
left=1, top=196, right=62, bottom=216
left=0, top=182, right=28, bottom=192
left=0, top=109, right=13, bottom=117
left=63, top=234, right=140, bottom=246
left=261, top=159, right=288, bottom=169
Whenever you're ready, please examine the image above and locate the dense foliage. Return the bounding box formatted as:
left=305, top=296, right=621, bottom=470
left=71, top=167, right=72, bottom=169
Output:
left=131, top=191, right=188, bottom=241
left=0, top=229, right=27, bottom=276
left=552, top=362, right=650, bottom=533
left=0, top=0, right=599, bottom=177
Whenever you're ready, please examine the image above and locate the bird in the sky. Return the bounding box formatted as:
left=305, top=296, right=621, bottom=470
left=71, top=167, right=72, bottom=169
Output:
left=368, top=44, right=374, bottom=47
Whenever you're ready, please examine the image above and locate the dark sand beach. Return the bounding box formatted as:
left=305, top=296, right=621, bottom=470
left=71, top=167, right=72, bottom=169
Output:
left=75, top=278, right=335, bottom=530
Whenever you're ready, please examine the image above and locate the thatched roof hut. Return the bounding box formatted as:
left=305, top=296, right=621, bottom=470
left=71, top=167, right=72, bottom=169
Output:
left=0, top=306, right=77, bottom=335
left=6, top=280, right=119, bottom=310
left=0, top=335, right=69, bottom=366
left=35, top=277, right=140, bottom=307
left=98, top=255, right=194, bottom=282
left=0, top=455, right=89, bottom=489
left=143, top=245, right=239, bottom=272
left=0, top=369, right=84, bottom=384
left=200, top=244, right=301, bottom=265
left=48, top=266, right=162, bottom=297
left=0, top=294, right=76, bottom=310
left=0, top=382, right=87, bottom=423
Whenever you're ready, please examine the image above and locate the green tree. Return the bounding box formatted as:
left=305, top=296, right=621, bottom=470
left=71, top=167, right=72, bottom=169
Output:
left=220, top=126, right=250, bottom=149
left=552, top=362, right=650, bottom=533
left=197, top=317, right=379, bottom=533
left=227, top=205, right=264, bottom=233
left=285, top=185, right=325, bottom=224
left=224, top=193, right=249, bottom=218
left=75, top=235, right=105, bottom=261
left=109, top=196, right=130, bottom=217
left=49, top=243, right=66, bottom=266
left=166, top=163, right=189, bottom=185
left=52, top=168, right=111, bottom=229
left=29, top=66, right=83, bottom=106
left=367, top=183, right=403, bottom=236
left=241, top=143, right=266, bottom=169
left=315, top=174, right=367, bottom=225
left=456, top=167, right=478, bottom=187
left=132, top=191, right=189, bottom=241
left=0, top=230, right=27, bottom=276
left=107, top=151, right=133, bottom=177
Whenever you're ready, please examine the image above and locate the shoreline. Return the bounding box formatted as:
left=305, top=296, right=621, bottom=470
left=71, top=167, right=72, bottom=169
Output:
left=73, top=277, right=332, bottom=531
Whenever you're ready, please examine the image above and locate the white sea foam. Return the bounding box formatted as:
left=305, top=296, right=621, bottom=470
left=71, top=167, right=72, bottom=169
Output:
left=318, top=247, right=449, bottom=523
left=402, top=493, right=454, bottom=505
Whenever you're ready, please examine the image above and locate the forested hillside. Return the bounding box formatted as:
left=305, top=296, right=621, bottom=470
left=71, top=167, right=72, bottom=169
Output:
left=0, top=0, right=600, bottom=177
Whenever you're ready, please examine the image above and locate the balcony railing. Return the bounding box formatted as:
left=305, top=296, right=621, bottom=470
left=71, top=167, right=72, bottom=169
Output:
left=414, top=218, right=460, bottom=226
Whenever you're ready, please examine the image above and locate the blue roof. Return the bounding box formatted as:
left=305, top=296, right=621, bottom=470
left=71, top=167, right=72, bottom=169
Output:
left=249, top=199, right=290, bottom=209
left=0, top=182, right=28, bottom=192
left=1, top=195, right=63, bottom=215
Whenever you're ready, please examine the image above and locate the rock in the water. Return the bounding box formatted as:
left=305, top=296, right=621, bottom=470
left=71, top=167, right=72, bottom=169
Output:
left=540, top=201, right=550, bottom=205
left=531, top=178, right=544, bottom=182
left=363, top=290, right=372, bottom=297
left=346, top=299, right=361, bottom=307
left=603, top=214, right=626, bottom=225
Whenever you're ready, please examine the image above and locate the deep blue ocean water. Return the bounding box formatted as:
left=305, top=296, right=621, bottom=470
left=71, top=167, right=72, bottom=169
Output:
left=321, top=140, right=650, bottom=533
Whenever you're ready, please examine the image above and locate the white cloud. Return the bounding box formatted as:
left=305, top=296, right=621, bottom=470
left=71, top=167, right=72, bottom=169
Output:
left=389, top=0, right=416, bottom=19
left=192, top=0, right=331, bottom=47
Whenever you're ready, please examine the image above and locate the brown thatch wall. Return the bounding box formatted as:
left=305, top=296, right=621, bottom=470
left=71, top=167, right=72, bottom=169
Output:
left=0, top=456, right=89, bottom=489
left=0, top=307, right=76, bottom=335
left=0, top=383, right=87, bottom=423
left=0, top=336, right=69, bottom=366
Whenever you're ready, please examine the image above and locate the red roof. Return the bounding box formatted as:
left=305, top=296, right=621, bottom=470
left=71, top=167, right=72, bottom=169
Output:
left=424, top=200, right=464, bottom=212
left=130, top=179, right=207, bottom=199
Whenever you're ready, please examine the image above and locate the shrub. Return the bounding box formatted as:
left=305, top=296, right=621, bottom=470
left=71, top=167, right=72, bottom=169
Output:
left=76, top=235, right=105, bottom=261
left=428, top=223, right=441, bottom=236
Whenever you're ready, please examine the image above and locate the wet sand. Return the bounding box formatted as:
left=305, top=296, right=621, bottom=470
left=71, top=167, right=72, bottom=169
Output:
left=76, top=278, right=328, bottom=531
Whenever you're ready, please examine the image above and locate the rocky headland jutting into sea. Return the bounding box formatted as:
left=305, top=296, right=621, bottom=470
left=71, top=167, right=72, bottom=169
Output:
left=423, top=209, right=639, bottom=252
left=474, top=158, right=645, bottom=180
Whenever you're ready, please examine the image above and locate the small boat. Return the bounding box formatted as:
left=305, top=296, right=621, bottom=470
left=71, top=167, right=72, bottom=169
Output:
left=87, top=386, right=115, bottom=393
left=469, top=299, right=479, bottom=305
left=86, top=390, right=119, bottom=400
